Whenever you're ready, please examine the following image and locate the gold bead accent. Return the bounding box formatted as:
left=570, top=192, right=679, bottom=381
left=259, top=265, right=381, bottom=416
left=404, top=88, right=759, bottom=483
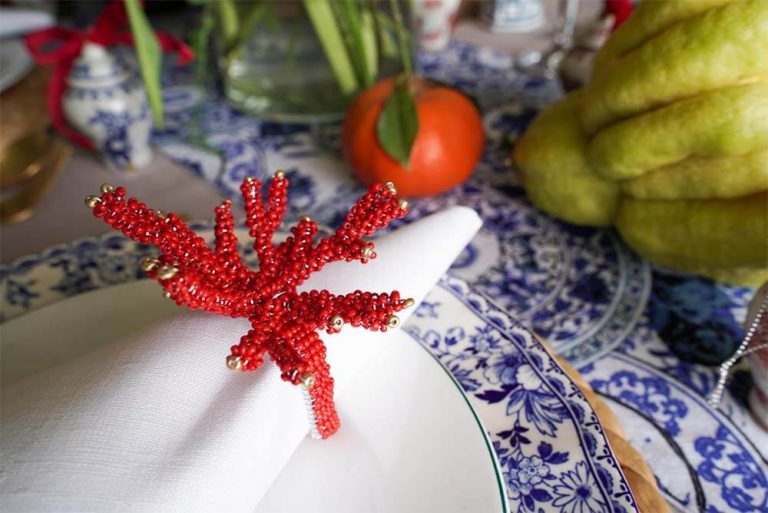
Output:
left=387, top=314, right=400, bottom=328
left=84, top=195, right=101, bottom=208
left=245, top=176, right=255, bottom=183
left=226, top=355, right=243, bottom=371
left=157, top=265, right=178, bottom=280
left=398, top=198, right=409, bottom=210
left=100, top=183, right=114, bottom=194
left=162, top=290, right=172, bottom=299
left=300, top=372, right=316, bottom=389
left=140, top=257, right=160, bottom=272
left=301, top=215, right=312, bottom=223
left=384, top=181, right=397, bottom=195
left=329, top=315, right=344, bottom=330
left=156, top=210, right=166, bottom=219
left=360, top=244, right=373, bottom=261
left=402, top=298, right=415, bottom=308
left=274, top=169, right=286, bottom=179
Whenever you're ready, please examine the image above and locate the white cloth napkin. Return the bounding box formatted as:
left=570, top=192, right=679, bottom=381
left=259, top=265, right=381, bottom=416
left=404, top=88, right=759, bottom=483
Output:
left=1, top=206, right=481, bottom=513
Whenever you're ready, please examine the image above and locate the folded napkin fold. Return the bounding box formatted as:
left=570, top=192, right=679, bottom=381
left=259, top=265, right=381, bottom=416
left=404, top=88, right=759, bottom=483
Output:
left=1, top=206, right=481, bottom=513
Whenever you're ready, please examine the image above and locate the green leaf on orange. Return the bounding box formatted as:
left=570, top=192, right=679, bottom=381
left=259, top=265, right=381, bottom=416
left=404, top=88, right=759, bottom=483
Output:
left=376, top=80, right=419, bottom=169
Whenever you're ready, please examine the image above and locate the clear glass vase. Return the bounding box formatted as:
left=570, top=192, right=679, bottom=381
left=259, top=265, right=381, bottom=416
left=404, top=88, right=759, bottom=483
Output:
left=222, top=1, right=404, bottom=124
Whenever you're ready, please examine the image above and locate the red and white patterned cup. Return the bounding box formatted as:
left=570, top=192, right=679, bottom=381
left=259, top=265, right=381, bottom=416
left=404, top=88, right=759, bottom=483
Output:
left=412, top=0, right=461, bottom=52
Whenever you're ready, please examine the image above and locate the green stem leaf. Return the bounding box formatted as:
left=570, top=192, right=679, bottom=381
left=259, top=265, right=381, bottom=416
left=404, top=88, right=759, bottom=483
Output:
left=190, top=1, right=214, bottom=81
left=124, top=0, right=164, bottom=128
left=376, top=77, right=419, bottom=168
left=217, top=0, right=239, bottom=53
left=375, top=10, right=403, bottom=59
left=388, top=0, right=412, bottom=75
left=359, top=6, right=379, bottom=86
left=303, top=0, right=359, bottom=96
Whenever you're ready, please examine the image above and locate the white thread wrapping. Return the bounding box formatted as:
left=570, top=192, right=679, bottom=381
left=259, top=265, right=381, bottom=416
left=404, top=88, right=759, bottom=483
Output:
left=301, top=387, right=321, bottom=440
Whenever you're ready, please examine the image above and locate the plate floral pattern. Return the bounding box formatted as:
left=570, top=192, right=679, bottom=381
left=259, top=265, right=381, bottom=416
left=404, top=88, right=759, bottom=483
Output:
left=579, top=310, right=768, bottom=513
left=581, top=352, right=767, bottom=513
left=408, top=276, right=638, bottom=513
left=1, top=222, right=244, bottom=322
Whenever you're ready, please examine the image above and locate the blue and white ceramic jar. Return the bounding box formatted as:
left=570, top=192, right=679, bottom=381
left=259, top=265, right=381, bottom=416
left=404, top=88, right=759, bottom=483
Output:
left=62, top=43, right=152, bottom=171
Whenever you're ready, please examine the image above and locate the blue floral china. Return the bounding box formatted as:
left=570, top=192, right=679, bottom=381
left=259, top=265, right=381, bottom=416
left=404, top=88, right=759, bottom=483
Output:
left=63, top=43, right=152, bottom=171
left=582, top=352, right=768, bottom=513
left=0, top=221, right=211, bottom=322
left=408, top=275, right=639, bottom=513
left=588, top=313, right=768, bottom=513
left=614, top=315, right=768, bottom=449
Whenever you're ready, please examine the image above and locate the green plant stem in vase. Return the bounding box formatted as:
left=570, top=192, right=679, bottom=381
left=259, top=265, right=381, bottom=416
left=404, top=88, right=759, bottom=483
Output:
left=126, top=0, right=411, bottom=123
left=221, top=0, right=407, bottom=123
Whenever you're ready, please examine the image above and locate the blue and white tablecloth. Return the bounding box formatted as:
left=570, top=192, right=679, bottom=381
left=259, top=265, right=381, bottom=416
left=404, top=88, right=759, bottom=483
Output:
left=148, top=42, right=768, bottom=513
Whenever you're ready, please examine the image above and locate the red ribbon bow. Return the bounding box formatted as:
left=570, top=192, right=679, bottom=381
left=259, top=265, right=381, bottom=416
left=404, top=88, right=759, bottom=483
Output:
left=25, top=1, right=193, bottom=149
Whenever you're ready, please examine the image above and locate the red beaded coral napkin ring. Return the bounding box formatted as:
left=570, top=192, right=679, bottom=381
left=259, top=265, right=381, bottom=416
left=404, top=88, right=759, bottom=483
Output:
left=85, top=172, right=411, bottom=439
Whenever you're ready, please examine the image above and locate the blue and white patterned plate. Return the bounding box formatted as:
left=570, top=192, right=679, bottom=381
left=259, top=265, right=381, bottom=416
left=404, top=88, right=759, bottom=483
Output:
left=408, top=276, right=639, bottom=513
left=577, top=313, right=768, bottom=513
left=0, top=227, right=199, bottom=322
left=0, top=229, right=639, bottom=513
left=582, top=352, right=768, bottom=513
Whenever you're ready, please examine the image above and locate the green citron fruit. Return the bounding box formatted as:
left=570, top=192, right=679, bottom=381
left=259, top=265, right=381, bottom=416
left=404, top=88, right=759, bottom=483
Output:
left=514, top=0, right=768, bottom=285
left=616, top=193, right=768, bottom=285
left=582, top=0, right=768, bottom=134
left=587, top=82, right=768, bottom=181
left=593, top=0, right=737, bottom=72
left=515, top=94, right=768, bottom=283
left=514, top=92, right=619, bottom=226
left=622, top=148, right=768, bottom=200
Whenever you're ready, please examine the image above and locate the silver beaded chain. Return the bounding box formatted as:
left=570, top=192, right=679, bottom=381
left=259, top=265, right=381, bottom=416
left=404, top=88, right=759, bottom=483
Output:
left=707, top=295, right=768, bottom=407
